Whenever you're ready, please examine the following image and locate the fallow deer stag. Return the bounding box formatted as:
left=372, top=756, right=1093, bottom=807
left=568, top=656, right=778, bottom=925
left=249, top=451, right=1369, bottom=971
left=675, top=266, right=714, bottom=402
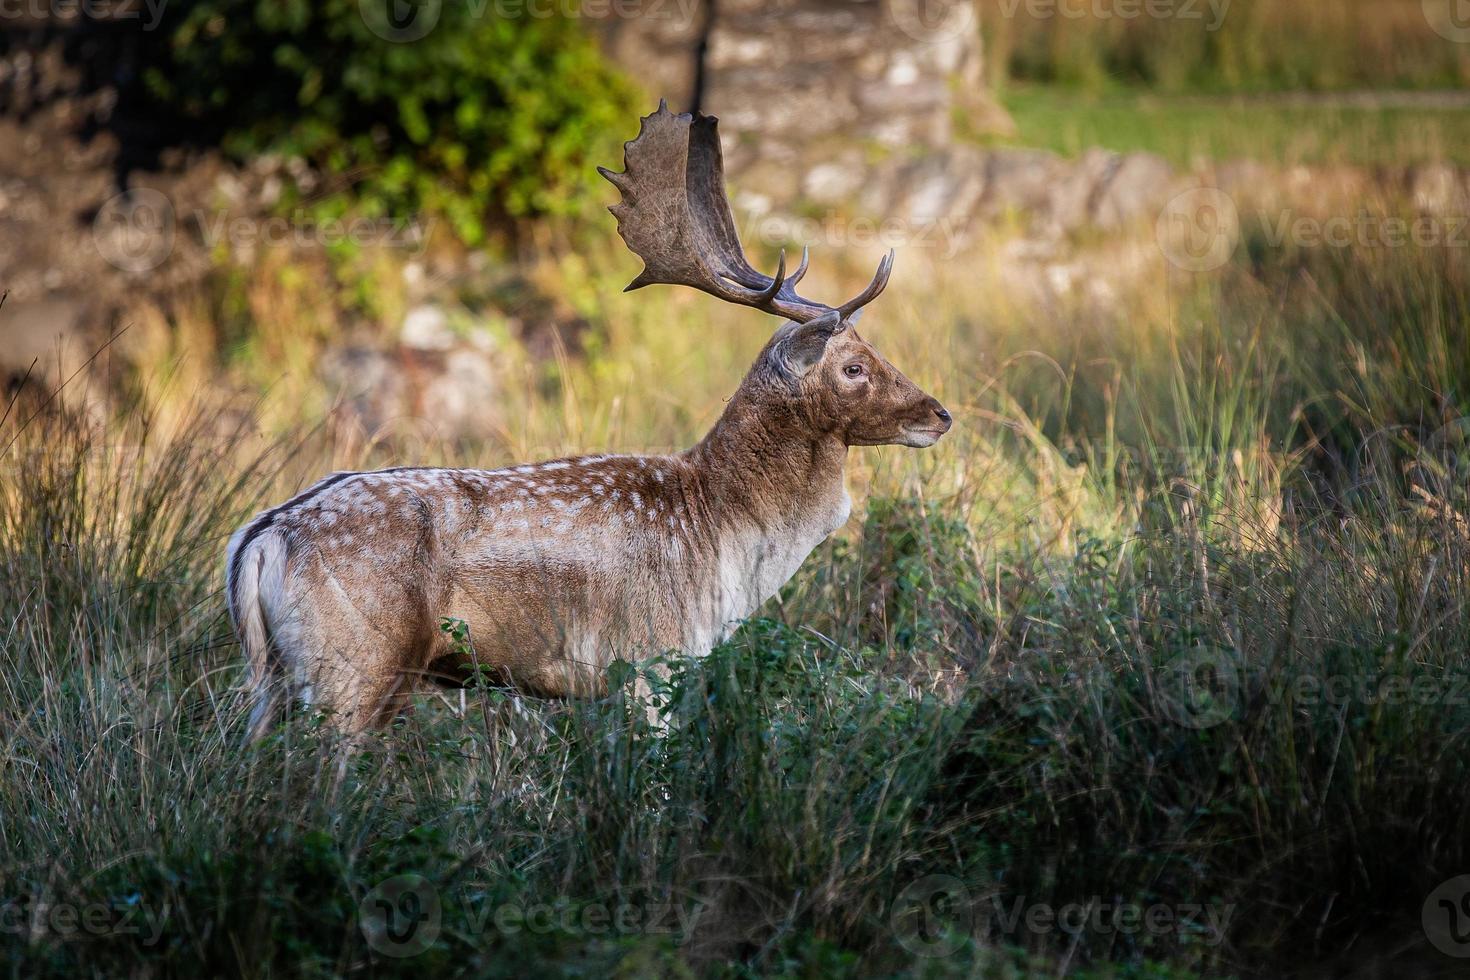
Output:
left=227, top=103, right=952, bottom=737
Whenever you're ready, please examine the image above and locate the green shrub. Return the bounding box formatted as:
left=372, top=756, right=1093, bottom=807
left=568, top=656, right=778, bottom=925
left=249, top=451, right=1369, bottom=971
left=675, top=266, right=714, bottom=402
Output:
left=144, top=0, right=639, bottom=242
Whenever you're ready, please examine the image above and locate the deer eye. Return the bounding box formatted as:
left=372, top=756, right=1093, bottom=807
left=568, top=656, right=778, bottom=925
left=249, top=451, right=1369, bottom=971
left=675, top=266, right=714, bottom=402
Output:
left=844, top=363, right=866, bottom=379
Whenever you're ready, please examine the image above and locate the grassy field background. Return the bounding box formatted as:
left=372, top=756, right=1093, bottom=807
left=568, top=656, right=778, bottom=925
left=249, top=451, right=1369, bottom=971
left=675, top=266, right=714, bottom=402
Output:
left=992, top=86, right=1470, bottom=167
left=4, top=204, right=1469, bottom=975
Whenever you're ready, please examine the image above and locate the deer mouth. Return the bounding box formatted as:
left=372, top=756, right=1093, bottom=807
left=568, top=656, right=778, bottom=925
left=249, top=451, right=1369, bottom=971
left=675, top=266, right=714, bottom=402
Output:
left=898, top=426, right=948, bottom=448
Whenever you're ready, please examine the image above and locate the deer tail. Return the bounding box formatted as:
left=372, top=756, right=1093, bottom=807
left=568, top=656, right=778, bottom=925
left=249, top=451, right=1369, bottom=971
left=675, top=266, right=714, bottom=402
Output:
left=227, top=524, right=289, bottom=742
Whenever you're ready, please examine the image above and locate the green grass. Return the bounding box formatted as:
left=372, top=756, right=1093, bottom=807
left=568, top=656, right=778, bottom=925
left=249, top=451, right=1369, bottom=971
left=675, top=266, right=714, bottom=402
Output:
left=982, top=0, right=1470, bottom=94
left=991, top=86, right=1470, bottom=167
left=3, top=221, right=1470, bottom=976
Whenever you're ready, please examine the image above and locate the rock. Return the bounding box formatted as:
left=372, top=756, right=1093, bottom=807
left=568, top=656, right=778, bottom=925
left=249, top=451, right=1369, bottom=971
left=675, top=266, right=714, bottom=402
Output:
left=416, top=348, right=499, bottom=441
left=400, top=304, right=454, bottom=351
left=894, top=148, right=986, bottom=229
left=980, top=148, right=1067, bottom=217
left=319, top=346, right=407, bottom=437
left=802, top=156, right=868, bottom=205
left=1407, top=163, right=1470, bottom=215
left=1092, top=152, right=1175, bottom=230
left=0, top=294, right=90, bottom=379
left=1047, top=148, right=1119, bottom=232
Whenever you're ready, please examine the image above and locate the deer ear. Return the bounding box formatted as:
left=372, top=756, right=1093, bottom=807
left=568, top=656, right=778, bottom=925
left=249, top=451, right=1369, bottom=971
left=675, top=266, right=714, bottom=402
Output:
left=773, top=310, right=845, bottom=379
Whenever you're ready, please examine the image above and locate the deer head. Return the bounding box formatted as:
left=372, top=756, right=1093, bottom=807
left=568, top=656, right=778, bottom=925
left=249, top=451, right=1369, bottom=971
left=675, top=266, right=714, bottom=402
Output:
left=598, top=102, right=952, bottom=453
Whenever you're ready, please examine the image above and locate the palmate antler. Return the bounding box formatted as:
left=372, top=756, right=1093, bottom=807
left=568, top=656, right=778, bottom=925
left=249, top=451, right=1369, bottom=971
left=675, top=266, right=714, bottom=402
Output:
left=598, top=101, right=894, bottom=325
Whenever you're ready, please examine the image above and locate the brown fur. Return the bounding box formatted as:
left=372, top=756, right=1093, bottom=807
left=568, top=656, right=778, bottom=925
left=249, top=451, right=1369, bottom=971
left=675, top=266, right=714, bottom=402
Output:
left=227, top=319, right=949, bottom=736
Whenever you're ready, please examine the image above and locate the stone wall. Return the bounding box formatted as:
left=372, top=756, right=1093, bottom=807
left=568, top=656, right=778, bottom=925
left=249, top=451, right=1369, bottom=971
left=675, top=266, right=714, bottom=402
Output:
left=598, top=0, right=1011, bottom=217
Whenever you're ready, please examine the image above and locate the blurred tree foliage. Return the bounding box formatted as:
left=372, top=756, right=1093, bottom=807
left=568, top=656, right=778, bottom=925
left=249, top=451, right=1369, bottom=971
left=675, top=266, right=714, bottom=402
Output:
left=144, top=0, right=639, bottom=243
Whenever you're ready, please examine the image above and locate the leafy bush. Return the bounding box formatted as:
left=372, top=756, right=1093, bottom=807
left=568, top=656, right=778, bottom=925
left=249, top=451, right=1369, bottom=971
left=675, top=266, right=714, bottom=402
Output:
left=143, top=0, right=639, bottom=242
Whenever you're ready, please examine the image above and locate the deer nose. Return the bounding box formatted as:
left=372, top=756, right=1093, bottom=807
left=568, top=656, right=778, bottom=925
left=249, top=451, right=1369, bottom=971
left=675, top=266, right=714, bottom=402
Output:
left=930, top=401, right=952, bottom=428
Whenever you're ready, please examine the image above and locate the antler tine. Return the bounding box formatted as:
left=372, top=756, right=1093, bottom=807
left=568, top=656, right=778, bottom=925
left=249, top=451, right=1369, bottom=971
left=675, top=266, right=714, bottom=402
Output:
left=787, top=247, right=810, bottom=288
left=751, top=249, right=787, bottom=305
left=835, top=249, right=895, bottom=320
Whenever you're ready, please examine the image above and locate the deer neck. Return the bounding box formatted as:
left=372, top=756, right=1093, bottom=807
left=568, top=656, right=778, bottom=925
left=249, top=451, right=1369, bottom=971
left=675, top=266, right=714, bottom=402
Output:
left=684, top=387, right=851, bottom=542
